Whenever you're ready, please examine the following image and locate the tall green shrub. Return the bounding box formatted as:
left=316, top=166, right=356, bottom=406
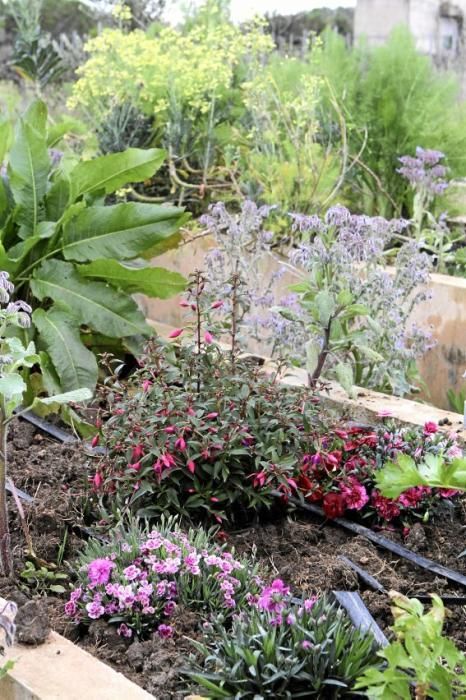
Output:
left=314, top=28, right=466, bottom=217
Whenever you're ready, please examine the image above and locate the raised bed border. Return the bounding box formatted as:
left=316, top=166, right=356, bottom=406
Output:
left=0, top=630, right=154, bottom=700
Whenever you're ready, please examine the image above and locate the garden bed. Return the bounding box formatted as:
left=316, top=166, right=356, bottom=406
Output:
left=1, top=416, right=465, bottom=697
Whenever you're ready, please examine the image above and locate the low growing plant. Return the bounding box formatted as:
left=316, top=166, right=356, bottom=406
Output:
left=66, top=518, right=263, bottom=639
left=296, top=420, right=463, bottom=525
left=187, top=587, right=378, bottom=698
left=355, top=592, right=466, bottom=699
left=0, top=100, right=187, bottom=396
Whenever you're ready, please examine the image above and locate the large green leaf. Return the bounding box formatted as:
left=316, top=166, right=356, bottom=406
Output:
left=0, top=119, right=12, bottom=165
left=61, top=201, right=184, bottom=262
left=78, top=259, right=186, bottom=298
left=68, top=147, right=166, bottom=201
left=33, top=307, right=99, bottom=391
left=8, top=101, right=50, bottom=235
left=31, top=259, right=150, bottom=338
left=33, top=387, right=92, bottom=407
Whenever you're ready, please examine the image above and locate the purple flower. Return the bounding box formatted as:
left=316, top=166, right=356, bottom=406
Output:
left=123, top=564, right=141, bottom=581
left=157, top=624, right=173, bottom=639
left=117, top=623, right=133, bottom=638
left=85, top=601, right=105, bottom=619
left=64, top=600, right=77, bottom=617
left=87, top=558, right=115, bottom=586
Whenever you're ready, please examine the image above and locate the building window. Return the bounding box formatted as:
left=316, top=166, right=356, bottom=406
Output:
left=443, top=34, right=454, bottom=49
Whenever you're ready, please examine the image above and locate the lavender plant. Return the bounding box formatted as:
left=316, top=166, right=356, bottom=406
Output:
left=0, top=272, right=91, bottom=576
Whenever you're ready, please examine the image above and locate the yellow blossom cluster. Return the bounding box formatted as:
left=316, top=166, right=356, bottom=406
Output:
left=69, top=21, right=273, bottom=118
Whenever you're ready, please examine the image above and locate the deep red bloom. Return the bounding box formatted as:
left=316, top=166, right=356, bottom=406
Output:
left=323, top=492, right=346, bottom=518
left=187, top=460, right=196, bottom=474
left=91, top=434, right=100, bottom=448
left=92, top=472, right=103, bottom=489
left=371, top=490, right=400, bottom=521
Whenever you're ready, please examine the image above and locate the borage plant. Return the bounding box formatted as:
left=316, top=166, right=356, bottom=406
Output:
left=187, top=585, right=378, bottom=698
left=66, top=518, right=263, bottom=639
left=277, top=205, right=433, bottom=396
left=0, top=272, right=91, bottom=576
left=93, top=271, right=320, bottom=526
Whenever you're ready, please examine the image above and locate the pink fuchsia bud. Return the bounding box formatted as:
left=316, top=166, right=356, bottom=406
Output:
left=187, top=460, right=196, bottom=474
left=206, top=412, right=218, bottom=419
left=210, top=496, right=220, bottom=502
left=168, top=328, right=184, bottom=339
left=179, top=300, right=190, bottom=308
left=164, top=426, right=176, bottom=434
left=93, top=472, right=103, bottom=489
left=114, top=408, right=125, bottom=415
left=129, top=461, right=141, bottom=471
left=132, top=444, right=144, bottom=461
left=142, top=380, right=152, bottom=392
left=95, top=417, right=102, bottom=429
left=187, top=407, right=195, bottom=416
left=204, top=330, right=214, bottom=344
left=175, top=437, right=186, bottom=451
left=211, top=300, right=223, bottom=309
left=91, top=434, right=100, bottom=448
left=191, top=304, right=196, bottom=311
left=376, top=409, right=393, bottom=418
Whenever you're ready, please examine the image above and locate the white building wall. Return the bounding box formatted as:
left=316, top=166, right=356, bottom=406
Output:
left=354, top=0, right=409, bottom=45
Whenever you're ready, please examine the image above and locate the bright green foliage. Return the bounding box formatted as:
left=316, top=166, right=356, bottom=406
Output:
left=314, top=28, right=466, bottom=217
left=355, top=593, right=466, bottom=699
left=376, top=453, right=466, bottom=499
left=0, top=100, right=187, bottom=393
left=239, top=53, right=344, bottom=218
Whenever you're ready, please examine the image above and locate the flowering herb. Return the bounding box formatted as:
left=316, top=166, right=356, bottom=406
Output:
left=276, top=205, right=433, bottom=396
left=66, top=519, right=263, bottom=639
left=200, top=201, right=433, bottom=397
left=398, top=147, right=465, bottom=274
left=187, top=592, right=378, bottom=698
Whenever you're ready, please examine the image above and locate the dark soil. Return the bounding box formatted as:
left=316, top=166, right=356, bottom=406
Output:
left=0, top=419, right=465, bottom=698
